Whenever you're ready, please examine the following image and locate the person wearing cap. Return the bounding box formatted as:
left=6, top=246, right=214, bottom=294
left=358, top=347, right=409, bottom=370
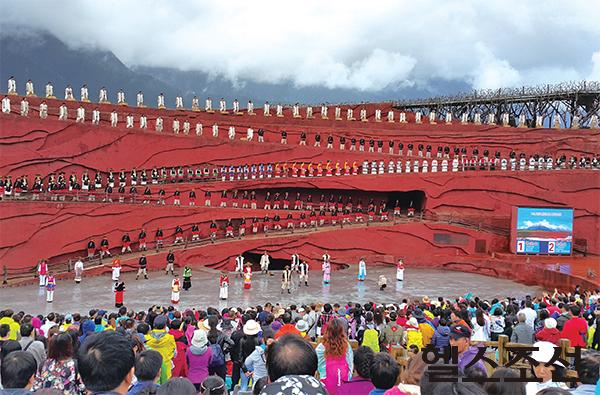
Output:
left=535, top=317, right=561, bottom=345
left=186, top=330, right=213, bottom=391
left=448, top=324, right=487, bottom=376
left=237, top=320, right=261, bottom=391
left=525, top=341, right=569, bottom=394
left=145, top=315, right=176, bottom=382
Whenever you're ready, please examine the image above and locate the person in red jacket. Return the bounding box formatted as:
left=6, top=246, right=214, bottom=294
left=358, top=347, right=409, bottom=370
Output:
left=560, top=305, right=588, bottom=347
left=168, top=318, right=189, bottom=378
left=535, top=317, right=561, bottom=345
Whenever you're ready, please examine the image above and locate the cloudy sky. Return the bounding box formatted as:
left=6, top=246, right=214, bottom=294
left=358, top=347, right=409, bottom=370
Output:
left=2, top=0, right=599, bottom=91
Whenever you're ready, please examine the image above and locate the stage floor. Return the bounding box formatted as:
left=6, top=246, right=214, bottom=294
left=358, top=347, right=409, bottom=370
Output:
left=1, top=266, right=542, bottom=315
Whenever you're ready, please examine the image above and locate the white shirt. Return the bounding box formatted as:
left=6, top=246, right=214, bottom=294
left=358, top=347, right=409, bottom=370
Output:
left=260, top=254, right=270, bottom=267
left=74, top=260, right=84, bottom=271
left=81, top=87, right=89, bottom=100
left=518, top=307, right=537, bottom=329
left=247, top=128, right=254, bottom=138
left=2, top=97, right=10, bottom=113
left=235, top=256, right=244, bottom=271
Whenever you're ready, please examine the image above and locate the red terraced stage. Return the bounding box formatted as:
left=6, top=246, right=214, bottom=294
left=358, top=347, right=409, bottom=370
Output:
left=0, top=94, right=599, bottom=291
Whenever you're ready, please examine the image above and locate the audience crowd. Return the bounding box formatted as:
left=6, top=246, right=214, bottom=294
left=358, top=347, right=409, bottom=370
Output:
left=0, top=288, right=599, bottom=394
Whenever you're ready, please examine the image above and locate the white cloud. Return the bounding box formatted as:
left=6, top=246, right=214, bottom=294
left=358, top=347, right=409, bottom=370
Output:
left=471, top=43, right=521, bottom=89
left=1, top=0, right=599, bottom=91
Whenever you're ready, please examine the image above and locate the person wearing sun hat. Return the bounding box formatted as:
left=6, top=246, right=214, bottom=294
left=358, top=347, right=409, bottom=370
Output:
left=404, top=317, right=423, bottom=351
left=448, top=324, right=487, bottom=377
left=524, top=341, right=569, bottom=394
left=238, top=320, right=262, bottom=391
left=295, top=319, right=310, bottom=337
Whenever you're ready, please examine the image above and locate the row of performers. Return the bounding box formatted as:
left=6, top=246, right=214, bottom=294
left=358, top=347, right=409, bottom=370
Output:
left=85, top=204, right=403, bottom=258
left=36, top=254, right=406, bottom=306
left=4, top=152, right=596, bottom=197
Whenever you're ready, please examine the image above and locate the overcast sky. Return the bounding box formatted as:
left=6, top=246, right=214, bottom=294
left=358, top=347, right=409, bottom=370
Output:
left=2, top=0, right=599, bottom=91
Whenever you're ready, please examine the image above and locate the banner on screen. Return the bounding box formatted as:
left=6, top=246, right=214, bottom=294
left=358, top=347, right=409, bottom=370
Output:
left=515, top=207, right=573, bottom=255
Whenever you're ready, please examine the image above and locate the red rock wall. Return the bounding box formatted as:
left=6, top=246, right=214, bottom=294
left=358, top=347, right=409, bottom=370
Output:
left=1, top=98, right=599, bottom=290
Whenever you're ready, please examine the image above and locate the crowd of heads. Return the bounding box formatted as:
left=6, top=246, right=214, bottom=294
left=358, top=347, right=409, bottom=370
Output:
left=0, top=286, right=598, bottom=394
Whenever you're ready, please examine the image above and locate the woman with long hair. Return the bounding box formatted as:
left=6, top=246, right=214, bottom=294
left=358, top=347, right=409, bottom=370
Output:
left=315, top=318, right=354, bottom=395
left=33, top=332, right=85, bottom=394
left=206, top=315, right=233, bottom=380
left=470, top=309, right=490, bottom=342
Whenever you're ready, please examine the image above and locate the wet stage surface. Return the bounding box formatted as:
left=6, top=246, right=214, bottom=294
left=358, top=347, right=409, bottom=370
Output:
left=1, top=266, right=542, bottom=315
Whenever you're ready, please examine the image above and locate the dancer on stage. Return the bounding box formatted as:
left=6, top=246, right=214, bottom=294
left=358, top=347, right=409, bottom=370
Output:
left=38, top=259, right=48, bottom=287
left=74, top=257, right=84, bottom=284
left=136, top=254, right=148, bottom=280
left=114, top=281, right=125, bottom=307
left=46, top=274, right=56, bottom=303
left=87, top=240, right=96, bottom=260
left=243, top=263, right=252, bottom=289
left=298, top=260, right=309, bottom=286
left=378, top=274, right=388, bottom=291
left=165, top=250, right=175, bottom=275
left=219, top=271, right=229, bottom=300
left=260, top=251, right=270, bottom=275
left=235, top=254, right=245, bottom=278
left=182, top=266, right=192, bottom=291
left=357, top=257, right=367, bottom=281
left=291, top=252, right=300, bottom=272
left=281, top=265, right=292, bottom=294
left=111, top=258, right=121, bottom=286
left=171, top=275, right=181, bottom=304
left=396, top=258, right=405, bottom=281
left=322, top=256, right=331, bottom=285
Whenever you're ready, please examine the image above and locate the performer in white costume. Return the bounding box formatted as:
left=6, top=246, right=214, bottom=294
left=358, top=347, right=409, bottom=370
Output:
left=136, top=91, right=144, bottom=107
left=26, top=80, right=35, bottom=97
left=281, top=266, right=292, bottom=294
left=357, top=258, right=367, bottom=281
left=74, top=258, right=84, bottom=284
left=396, top=259, right=405, bottom=281
left=298, top=260, right=309, bottom=286
left=45, top=82, right=54, bottom=98
left=20, top=98, right=29, bottom=117
left=260, top=251, right=270, bottom=274
left=171, top=275, right=181, bottom=304
left=81, top=85, right=89, bottom=101
left=39, top=101, right=48, bottom=119
left=235, top=254, right=245, bottom=277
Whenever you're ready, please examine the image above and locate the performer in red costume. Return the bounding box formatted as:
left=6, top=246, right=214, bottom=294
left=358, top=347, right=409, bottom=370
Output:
left=219, top=272, right=229, bottom=300
left=114, top=281, right=125, bottom=307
